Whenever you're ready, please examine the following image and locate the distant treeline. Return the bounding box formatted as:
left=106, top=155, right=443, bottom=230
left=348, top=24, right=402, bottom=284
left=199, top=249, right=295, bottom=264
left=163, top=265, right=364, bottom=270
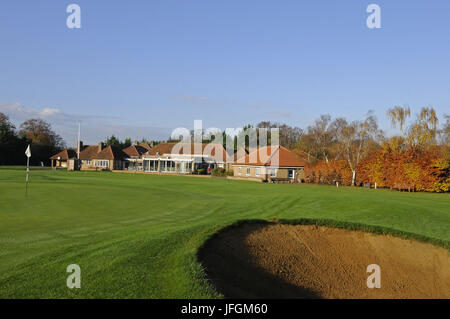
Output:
left=0, top=113, right=65, bottom=166
left=0, top=112, right=163, bottom=166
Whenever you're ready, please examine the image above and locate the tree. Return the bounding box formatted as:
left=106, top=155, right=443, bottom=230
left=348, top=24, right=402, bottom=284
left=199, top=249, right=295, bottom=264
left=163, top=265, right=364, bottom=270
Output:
left=388, top=106, right=439, bottom=149
left=0, top=112, right=28, bottom=165
left=335, top=112, right=380, bottom=186
left=328, top=117, right=349, bottom=161
left=18, top=119, right=65, bottom=165
left=440, top=115, right=450, bottom=161
left=297, top=115, right=338, bottom=163
left=19, top=119, right=65, bottom=148
left=104, top=135, right=121, bottom=147
left=256, top=121, right=303, bottom=149
left=296, top=133, right=318, bottom=163
left=443, top=114, right=450, bottom=144
left=104, top=135, right=133, bottom=149
left=387, top=106, right=411, bottom=132
left=0, top=112, right=17, bottom=144
left=313, top=115, right=333, bottom=162
left=407, top=107, right=439, bottom=148
left=123, top=138, right=132, bottom=148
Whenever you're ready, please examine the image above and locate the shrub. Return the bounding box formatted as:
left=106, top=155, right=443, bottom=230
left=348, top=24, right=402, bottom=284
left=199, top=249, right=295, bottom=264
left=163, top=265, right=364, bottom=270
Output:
left=211, top=168, right=228, bottom=177
left=357, top=146, right=449, bottom=192
left=305, top=160, right=353, bottom=186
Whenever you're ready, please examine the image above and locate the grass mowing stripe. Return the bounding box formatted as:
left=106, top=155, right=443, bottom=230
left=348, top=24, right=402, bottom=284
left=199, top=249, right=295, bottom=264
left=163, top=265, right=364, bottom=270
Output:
left=0, top=167, right=449, bottom=298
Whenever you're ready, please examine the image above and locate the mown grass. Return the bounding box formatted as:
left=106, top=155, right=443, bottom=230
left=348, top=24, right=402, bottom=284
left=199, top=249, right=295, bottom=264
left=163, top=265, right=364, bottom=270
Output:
left=0, top=167, right=449, bottom=298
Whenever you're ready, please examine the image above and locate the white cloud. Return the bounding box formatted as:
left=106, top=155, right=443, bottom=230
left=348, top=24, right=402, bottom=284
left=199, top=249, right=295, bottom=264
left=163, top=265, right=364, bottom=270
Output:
left=0, top=103, right=72, bottom=122
left=0, top=103, right=171, bottom=147
left=40, top=108, right=62, bottom=117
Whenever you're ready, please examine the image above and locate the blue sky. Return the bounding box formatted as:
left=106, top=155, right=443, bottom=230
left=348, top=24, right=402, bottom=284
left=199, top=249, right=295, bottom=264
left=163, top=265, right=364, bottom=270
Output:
left=1, top=0, right=449, bottom=146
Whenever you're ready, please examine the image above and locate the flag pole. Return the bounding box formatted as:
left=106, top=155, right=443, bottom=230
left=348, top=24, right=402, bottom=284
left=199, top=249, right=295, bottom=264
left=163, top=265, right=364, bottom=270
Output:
left=25, top=144, right=31, bottom=197
left=25, top=156, right=30, bottom=196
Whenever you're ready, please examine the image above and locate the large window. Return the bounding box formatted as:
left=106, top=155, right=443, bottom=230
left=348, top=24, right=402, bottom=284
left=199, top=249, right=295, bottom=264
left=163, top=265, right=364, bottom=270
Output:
left=255, top=167, right=260, bottom=176
left=161, top=160, right=176, bottom=172
left=149, top=160, right=158, bottom=172
left=160, top=161, right=167, bottom=172
left=270, top=169, right=277, bottom=177
left=246, top=168, right=250, bottom=176
left=97, top=160, right=109, bottom=168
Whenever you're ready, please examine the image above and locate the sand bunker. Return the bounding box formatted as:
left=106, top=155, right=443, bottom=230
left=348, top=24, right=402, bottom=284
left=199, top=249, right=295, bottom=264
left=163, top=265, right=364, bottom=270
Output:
left=198, top=223, right=450, bottom=299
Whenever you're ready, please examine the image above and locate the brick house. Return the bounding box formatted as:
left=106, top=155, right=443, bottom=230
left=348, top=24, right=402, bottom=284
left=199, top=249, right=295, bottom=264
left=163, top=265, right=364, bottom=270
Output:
left=50, top=149, right=77, bottom=168
left=232, top=145, right=307, bottom=183
left=85, top=143, right=127, bottom=171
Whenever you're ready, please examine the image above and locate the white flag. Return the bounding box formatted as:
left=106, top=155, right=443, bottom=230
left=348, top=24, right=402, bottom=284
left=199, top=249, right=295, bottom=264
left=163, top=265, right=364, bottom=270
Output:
left=25, top=145, right=31, bottom=158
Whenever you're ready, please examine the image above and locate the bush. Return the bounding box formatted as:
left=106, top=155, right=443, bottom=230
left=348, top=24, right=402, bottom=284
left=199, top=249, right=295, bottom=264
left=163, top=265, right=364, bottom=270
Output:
left=304, top=160, right=353, bottom=186
left=211, top=168, right=226, bottom=177
left=357, top=145, right=449, bottom=192
left=196, top=168, right=206, bottom=175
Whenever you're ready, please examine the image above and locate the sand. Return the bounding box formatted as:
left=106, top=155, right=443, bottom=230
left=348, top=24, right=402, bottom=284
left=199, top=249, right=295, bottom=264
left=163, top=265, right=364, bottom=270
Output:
left=198, top=223, right=450, bottom=298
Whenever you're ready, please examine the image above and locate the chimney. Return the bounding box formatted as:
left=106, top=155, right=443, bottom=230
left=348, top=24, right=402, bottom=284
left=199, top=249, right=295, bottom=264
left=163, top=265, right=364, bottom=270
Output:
left=77, top=141, right=83, bottom=154
left=98, top=142, right=104, bottom=152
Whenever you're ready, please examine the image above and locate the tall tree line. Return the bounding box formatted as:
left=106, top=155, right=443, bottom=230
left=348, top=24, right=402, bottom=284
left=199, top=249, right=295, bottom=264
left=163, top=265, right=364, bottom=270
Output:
left=0, top=113, right=65, bottom=166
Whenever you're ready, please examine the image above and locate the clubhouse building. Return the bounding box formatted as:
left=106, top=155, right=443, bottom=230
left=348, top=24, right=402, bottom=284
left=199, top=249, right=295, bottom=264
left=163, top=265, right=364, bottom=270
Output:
left=139, top=142, right=229, bottom=174
left=50, top=141, right=307, bottom=182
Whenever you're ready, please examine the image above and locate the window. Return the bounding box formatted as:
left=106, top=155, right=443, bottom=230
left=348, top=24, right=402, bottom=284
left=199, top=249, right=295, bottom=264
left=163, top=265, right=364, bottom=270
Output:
left=97, top=160, right=109, bottom=167
left=246, top=168, right=250, bottom=176
left=270, top=169, right=277, bottom=177
left=160, top=161, right=167, bottom=172
left=238, top=167, right=242, bottom=175
left=255, top=167, right=260, bottom=176
left=288, top=169, right=295, bottom=178
left=86, top=160, right=91, bottom=166
left=149, top=160, right=158, bottom=172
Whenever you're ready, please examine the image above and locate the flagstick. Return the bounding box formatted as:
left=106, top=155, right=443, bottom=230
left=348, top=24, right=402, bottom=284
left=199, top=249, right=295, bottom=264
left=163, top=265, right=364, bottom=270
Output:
left=24, top=144, right=31, bottom=196
left=26, top=156, right=30, bottom=197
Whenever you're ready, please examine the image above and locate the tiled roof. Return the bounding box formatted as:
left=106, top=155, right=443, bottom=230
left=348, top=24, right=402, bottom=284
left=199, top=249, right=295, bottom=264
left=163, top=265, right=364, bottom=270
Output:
left=92, top=145, right=127, bottom=160
left=147, top=142, right=228, bottom=162
left=234, top=146, right=307, bottom=167
left=291, top=149, right=313, bottom=162
left=147, top=142, right=177, bottom=156
left=79, top=145, right=100, bottom=160
left=122, top=145, right=150, bottom=157
left=50, top=149, right=77, bottom=160
left=138, top=143, right=152, bottom=152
